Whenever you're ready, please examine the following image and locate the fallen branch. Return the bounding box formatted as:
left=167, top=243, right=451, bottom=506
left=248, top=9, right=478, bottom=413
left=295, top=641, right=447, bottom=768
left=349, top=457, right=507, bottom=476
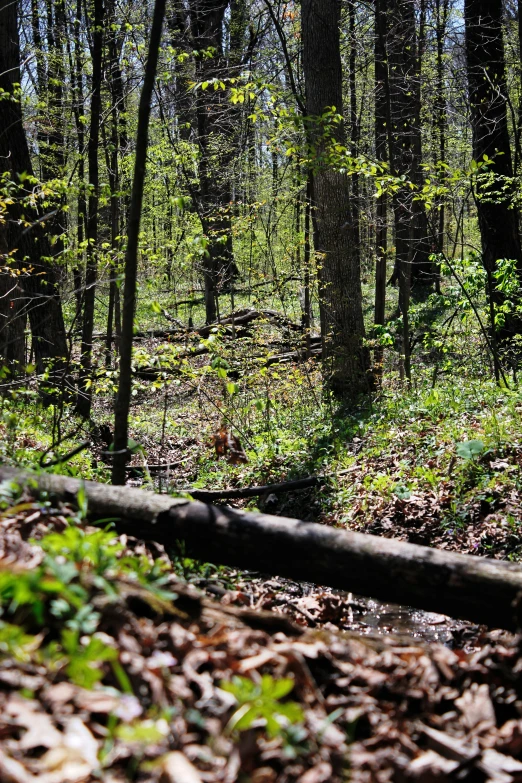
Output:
left=187, top=475, right=324, bottom=500
left=195, top=309, right=303, bottom=338
left=2, top=465, right=522, bottom=630
left=94, top=309, right=310, bottom=343
left=184, top=466, right=358, bottom=500
left=161, top=309, right=185, bottom=329
left=126, top=460, right=182, bottom=476
left=265, top=345, right=322, bottom=366
left=132, top=337, right=322, bottom=380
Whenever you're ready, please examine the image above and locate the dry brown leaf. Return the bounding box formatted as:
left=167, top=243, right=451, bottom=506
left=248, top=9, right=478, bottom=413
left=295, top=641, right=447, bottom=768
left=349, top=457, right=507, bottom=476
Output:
left=0, top=747, right=39, bottom=783
left=6, top=694, right=63, bottom=751
left=237, top=649, right=279, bottom=673
left=497, top=720, right=522, bottom=756
left=74, top=689, right=120, bottom=714
left=455, top=683, right=496, bottom=733
left=159, top=752, right=203, bottom=783
left=478, top=748, right=522, bottom=781
left=113, top=694, right=143, bottom=721
left=45, top=682, right=77, bottom=708
left=39, top=717, right=99, bottom=782
left=421, top=725, right=479, bottom=763
left=297, top=762, right=333, bottom=783
left=250, top=767, right=277, bottom=783
left=210, top=427, right=248, bottom=464
left=406, top=749, right=460, bottom=778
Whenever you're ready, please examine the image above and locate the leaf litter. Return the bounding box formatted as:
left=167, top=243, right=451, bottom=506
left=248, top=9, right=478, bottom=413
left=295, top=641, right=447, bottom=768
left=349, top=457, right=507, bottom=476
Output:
left=1, top=488, right=522, bottom=781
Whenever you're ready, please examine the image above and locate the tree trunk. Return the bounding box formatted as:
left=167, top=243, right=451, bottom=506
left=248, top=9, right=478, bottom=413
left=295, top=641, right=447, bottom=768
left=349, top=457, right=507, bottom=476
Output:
left=68, top=0, right=87, bottom=321
left=77, top=0, right=104, bottom=418
left=433, top=0, right=449, bottom=292
left=348, top=1, right=361, bottom=262
left=386, top=0, right=432, bottom=295
left=189, top=0, right=241, bottom=324
left=0, top=0, right=69, bottom=381
left=374, top=0, right=388, bottom=376
left=465, top=0, right=522, bottom=340
left=112, top=0, right=167, bottom=485
left=5, top=464, right=522, bottom=631
left=301, top=0, right=370, bottom=400
left=387, top=0, right=423, bottom=380
left=0, top=248, right=26, bottom=373
left=105, top=15, right=127, bottom=366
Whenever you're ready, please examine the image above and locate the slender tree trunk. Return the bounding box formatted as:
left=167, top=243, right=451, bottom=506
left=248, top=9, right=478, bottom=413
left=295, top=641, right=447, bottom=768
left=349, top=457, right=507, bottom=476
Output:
left=112, top=0, right=166, bottom=485
left=0, top=261, right=26, bottom=373
left=517, top=0, right=522, bottom=173
left=38, top=0, right=68, bottom=257
left=77, top=0, right=104, bottom=418
left=348, top=1, right=361, bottom=261
left=465, top=0, right=522, bottom=341
left=69, top=0, right=87, bottom=320
left=410, top=0, right=431, bottom=285
left=31, top=0, right=45, bottom=183
left=105, top=18, right=127, bottom=365
left=387, top=0, right=423, bottom=380
left=302, top=176, right=312, bottom=357
left=167, top=3, right=194, bottom=142
left=0, top=0, right=68, bottom=381
left=434, top=0, right=449, bottom=293
left=374, top=0, right=388, bottom=377
left=301, top=0, right=370, bottom=400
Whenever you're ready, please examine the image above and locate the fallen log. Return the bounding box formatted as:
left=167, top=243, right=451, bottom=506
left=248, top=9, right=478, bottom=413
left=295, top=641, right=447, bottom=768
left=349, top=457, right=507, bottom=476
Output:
left=1, top=465, right=522, bottom=631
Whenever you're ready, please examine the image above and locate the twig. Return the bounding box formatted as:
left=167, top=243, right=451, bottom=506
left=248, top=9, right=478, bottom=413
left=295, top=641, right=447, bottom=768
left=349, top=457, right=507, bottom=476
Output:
left=40, top=441, right=92, bottom=468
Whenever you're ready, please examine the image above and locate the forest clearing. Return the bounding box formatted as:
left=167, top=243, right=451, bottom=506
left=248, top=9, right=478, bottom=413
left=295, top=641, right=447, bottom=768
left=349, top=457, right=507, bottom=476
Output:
left=4, top=0, right=522, bottom=780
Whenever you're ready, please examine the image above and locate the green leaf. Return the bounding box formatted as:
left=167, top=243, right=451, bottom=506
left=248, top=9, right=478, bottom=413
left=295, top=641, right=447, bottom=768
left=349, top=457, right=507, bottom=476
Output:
left=226, top=382, right=239, bottom=396
left=262, top=675, right=294, bottom=699
left=393, top=485, right=411, bottom=500
left=116, top=719, right=169, bottom=744
left=76, top=484, right=88, bottom=519
left=456, top=440, right=485, bottom=461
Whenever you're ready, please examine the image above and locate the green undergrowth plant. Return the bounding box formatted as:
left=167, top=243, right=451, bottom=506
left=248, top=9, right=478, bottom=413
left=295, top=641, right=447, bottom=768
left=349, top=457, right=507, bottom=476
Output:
left=0, top=514, right=176, bottom=690
left=222, top=674, right=306, bottom=755
left=169, top=540, right=236, bottom=586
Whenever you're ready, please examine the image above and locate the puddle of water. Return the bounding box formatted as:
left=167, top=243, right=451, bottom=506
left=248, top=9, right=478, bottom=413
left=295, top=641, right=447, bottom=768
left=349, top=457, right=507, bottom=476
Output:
left=341, top=594, right=481, bottom=648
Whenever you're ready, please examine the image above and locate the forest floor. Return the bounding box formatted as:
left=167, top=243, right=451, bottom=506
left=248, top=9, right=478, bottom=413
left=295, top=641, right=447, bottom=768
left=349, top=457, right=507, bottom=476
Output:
left=2, top=305, right=522, bottom=780
left=1, top=489, right=522, bottom=783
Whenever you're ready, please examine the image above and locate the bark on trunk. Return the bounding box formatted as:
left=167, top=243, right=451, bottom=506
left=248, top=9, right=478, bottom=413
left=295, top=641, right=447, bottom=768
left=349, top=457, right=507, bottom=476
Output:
left=105, top=15, right=127, bottom=366
left=40, top=0, right=68, bottom=254
left=68, top=0, right=87, bottom=320
left=189, top=0, right=240, bottom=324
left=0, top=0, right=69, bottom=381
left=77, top=0, right=104, bottom=418
left=434, top=0, right=449, bottom=271
left=465, top=0, right=522, bottom=340
left=4, top=465, right=522, bottom=631
left=301, top=0, right=370, bottom=400
left=387, top=0, right=432, bottom=296
left=112, top=0, right=166, bottom=485
left=374, top=0, right=388, bottom=376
